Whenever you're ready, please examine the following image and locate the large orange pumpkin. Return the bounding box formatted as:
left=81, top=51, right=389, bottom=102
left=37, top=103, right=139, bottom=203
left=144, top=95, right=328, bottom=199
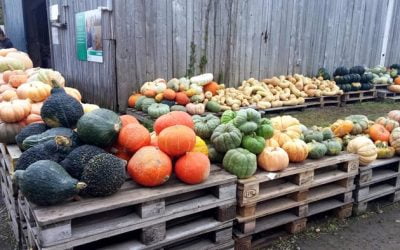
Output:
left=175, top=92, right=190, bottom=106
left=175, top=152, right=210, bottom=184
left=203, top=81, right=219, bottom=95
left=282, top=139, right=308, bottom=163
left=117, top=123, right=151, bottom=152
left=163, top=89, right=176, bottom=100
left=158, top=125, right=196, bottom=157
left=0, top=99, right=31, bottom=122
left=127, top=146, right=172, bottom=187
left=17, top=81, right=51, bottom=102
left=128, top=93, right=142, bottom=108
left=258, top=147, right=289, bottom=172
left=153, top=111, right=194, bottom=134
left=369, top=124, right=390, bottom=142
left=120, top=114, right=139, bottom=127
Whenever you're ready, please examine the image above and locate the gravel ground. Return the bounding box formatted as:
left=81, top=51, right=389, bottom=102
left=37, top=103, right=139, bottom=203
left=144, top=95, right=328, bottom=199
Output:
left=0, top=195, right=17, bottom=250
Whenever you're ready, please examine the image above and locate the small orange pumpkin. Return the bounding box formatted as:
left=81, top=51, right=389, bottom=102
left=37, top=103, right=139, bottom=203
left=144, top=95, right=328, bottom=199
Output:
left=2, top=70, right=25, bottom=83
left=128, top=93, right=142, bottom=108
left=0, top=99, right=32, bottom=123
left=175, top=152, right=210, bottom=184
left=153, top=111, right=194, bottom=134
left=158, top=125, right=196, bottom=157
left=163, top=89, right=176, bottom=100
left=175, top=92, right=190, bottom=106
left=120, top=114, right=139, bottom=127
left=143, top=89, right=157, bottom=97
left=395, top=77, right=400, bottom=85
left=258, top=147, right=289, bottom=172
left=118, top=123, right=151, bottom=153
left=282, top=139, right=308, bottom=163
left=110, top=143, right=132, bottom=161
left=9, top=74, right=28, bottom=88
left=203, top=81, right=219, bottom=95
left=369, top=124, right=390, bottom=142
left=1, top=89, right=18, bottom=101
left=17, top=81, right=51, bottom=102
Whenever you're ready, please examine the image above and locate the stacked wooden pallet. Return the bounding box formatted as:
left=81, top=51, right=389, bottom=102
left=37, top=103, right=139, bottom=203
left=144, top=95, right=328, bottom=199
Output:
left=304, top=95, right=341, bottom=108
left=374, top=84, right=389, bottom=90
left=377, top=89, right=400, bottom=101
left=341, top=89, right=377, bottom=105
left=18, top=165, right=236, bottom=250
left=233, top=153, right=359, bottom=250
left=353, top=157, right=400, bottom=215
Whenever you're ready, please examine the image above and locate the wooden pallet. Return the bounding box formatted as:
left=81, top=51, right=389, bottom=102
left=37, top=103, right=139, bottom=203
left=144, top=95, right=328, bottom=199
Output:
left=304, top=95, right=341, bottom=108
left=126, top=108, right=224, bottom=121
left=374, top=83, right=389, bottom=90
left=0, top=143, right=22, bottom=175
left=341, top=89, right=377, bottom=105
left=377, top=89, right=400, bottom=101
left=234, top=153, right=358, bottom=249
left=353, top=157, right=400, bottom=215
left=260, top=104, right=307, bottom=115
left=19, top=166, right=236, bottom=250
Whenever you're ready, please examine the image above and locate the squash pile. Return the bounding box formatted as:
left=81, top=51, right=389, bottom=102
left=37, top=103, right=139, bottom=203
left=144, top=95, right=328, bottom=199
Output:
left=333, top=66, right=375, bottom=92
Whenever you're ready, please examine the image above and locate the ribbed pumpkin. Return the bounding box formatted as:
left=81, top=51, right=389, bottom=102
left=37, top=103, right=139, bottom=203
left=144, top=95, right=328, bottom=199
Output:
left=330, top=119, right=354, bottom=137
left=207, top=144, right=224, bottom=163
left=323, top=139, right=342, bottom=156
left=147, top=103, right=170, bottom=118
left=175, top=152, right=210, bottom=184
left=266, top=138, right=280, bottom=147
left=191, top=136, right=208, bottom=156
left=282, top=139, right=308, bottom=163
left=28, top=69, right=65, bottom=87
left=3, top=70, right=25, bottom=83
left=175, top=92, right=190, bottom=105
left=210, top=123, right=242, bottom=153
left=118, top=123, right=151, bottom=153
left=375, top=117, right=399, bottom=132
left=369, top=124, right=390, bottom=142
left=0, top=121, right=24, bottom=144
left=158, top=125, right=196, bottom=157
left=110, top=143, right=132, bottom=161
left=64, top=87, right=82, bottom=101
left=193, top=114, right=220, bottom=139
left=389, top=127, right=400, bottom=154
left=307, top=141, right=327, bottom=159
left=203, top=81, right=219, bottom=95
left=17, top=81, right=51, bottom=102
left=0, top=99, right=31, bottom=122
left=153, top=111, right=194, bottom=134
left=120, top=115, right=139, bottom=127
left=6, top=51, right=33, bottom=69
left=1, top=89, right=17, bottom=101
left=9, top=74, right=28, bottom=88
left=375, top=141, right=395, bottom=159
left=258, top=147, right=289, bottom=172
left=241, top=134, right=265, bottom=154
left=345, top=115, right=369, bottom=135
left=388, top=110, right=400, bottom=123
left=0, top=57, right=25, bottom=72
left=223, top=148, right=257, bottom=179
left=220, top=110, right=236, bottom=124
left=163, top=89, right=176, bottom=100
left=128, top=93, right=142, bottom=108
left=347, top=136, right=377, bottom=165
left=271, top=116, right=302, bottom=146
left=128, top=146, right=172, bottom=187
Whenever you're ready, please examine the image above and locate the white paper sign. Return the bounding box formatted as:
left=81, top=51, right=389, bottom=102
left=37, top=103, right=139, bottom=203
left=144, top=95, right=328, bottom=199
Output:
left=51, top=27, right=59, bottom=45
left=50, top=5, right=59, bottom=21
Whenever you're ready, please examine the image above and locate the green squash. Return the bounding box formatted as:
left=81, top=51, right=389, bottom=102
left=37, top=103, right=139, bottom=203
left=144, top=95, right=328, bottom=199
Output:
left=15, top=123, right=48, bottom=150
left=317, top=67, right=330, bottom=80
left=170, top=105, right=187, bottom=112
left=223, top=148, right=257, bottom=179
left=350, top=66, right=365, bottom=75
left=256, top=124, right=274, bottom=139
left=193, top=114, right=221, bottom=139
left=0, top=57, right=25, bottom=72
left=333, top=67, right=349, bottom=77
left=232, top=108, right=261, bottom=134
left=360, top=73, right=374, bottom=83
left=141, top=98, right=156, bottom=112
left=22, top=127, right=80, bottom=151
left=303, top=130, right=324, bottom=143
left=41, top=87, right=84, bottom=128
left=134, top=96, right=146, bottom=110
left=206, top=101, right=221, bottom=113
left=334, top=76, right=344, bottom=85
left=210, top=123, right=242, bottom=153
left=323, top=139, right=342, bottom=156
left=207, top=143, right=224, bottom=163
left=147, top=103, right=170, bottom=119
left=221, top=110, right=236, bottom=124
left=322, top=127, right=334, bottom=140
left=345, top=115, right=369, bottom=135
left=241, top=134, right=265, bottom=154
left=341, top=84, right=352, bottom=92
left=351, top=82, right=361, bottom=91
left=260, top=118, right=272, bottom=125
left=14, top=160, right=86, bottom=206
left=360, top=83, right=373, bottom=90
left=160, top=100, right=176, bottom=107
left=190, top=94, right=205, bottom=103
left=307, top=141, right=327, bottom=159
left=77, top=109, right=122, bottom=147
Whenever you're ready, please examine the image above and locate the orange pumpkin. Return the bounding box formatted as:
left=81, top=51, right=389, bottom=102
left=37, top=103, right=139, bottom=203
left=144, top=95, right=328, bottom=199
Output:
left=30, top=102, right=43, bottom=115
left=0, top=84, right=14, bottom=94
left=258, top=147, right=289, bottom=172
left=1, top=89, right=18, bottom=101
left=110, top=143, right=132, bottom=161
left=127, top=146, right=172, bottom=187
left=17, top=81, right=51, bottom=102
left=175, top=92, right=190, bottom=106
left=6, top=51, right=33, bottom=69
left=265, top=138, right=280, bottom=147
left=175, top=152, right=210, bottom=184
left=143, top=89, right=157, bottom=97
left=128, top=93, right=142, bottom=108
left=0, top=99, right=31, bottom=122
left=158, top=125, right=196, bottom=157
left=163, top=89, right=176, bottom=100
left=153, top=111, right=194, bottom=134
left=203, top=81, right=219, bottom=95
left=9, top=74, right=28, bottom=88
left=24, top=113, right=44, bottom=124
left=282, top=139, right=308, bottom=163
left=330, top=119, right=354, bottom=137
left=150, top=132, right=158, bottom=146
left=118, top=123, right=151, bottom=153
left=64, top=87, right=82, bottom=101
left=369, top=124, right=390, bottom=142
left=2, top=70, right=25, bottom=83
left=120, top=114, right=139, bottom=127
left=395, top=77, right=400, bottom=85
left=375, top=117, right=399, bottom=132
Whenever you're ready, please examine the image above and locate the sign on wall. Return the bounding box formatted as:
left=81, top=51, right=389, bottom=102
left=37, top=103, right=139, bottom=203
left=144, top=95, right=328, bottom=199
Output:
left=75, top=9, right=103, bottom=63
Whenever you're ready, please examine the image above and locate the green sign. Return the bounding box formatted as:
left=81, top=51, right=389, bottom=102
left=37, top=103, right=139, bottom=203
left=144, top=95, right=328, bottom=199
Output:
left=75, top=12, right=87, bottom=61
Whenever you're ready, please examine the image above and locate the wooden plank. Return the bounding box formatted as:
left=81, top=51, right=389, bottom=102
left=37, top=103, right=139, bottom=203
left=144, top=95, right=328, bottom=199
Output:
left=358, top=171, right=400, bottom=188
left=307, top=199, right=351, bottom=216
left=361, top=157, right=400, bottom=171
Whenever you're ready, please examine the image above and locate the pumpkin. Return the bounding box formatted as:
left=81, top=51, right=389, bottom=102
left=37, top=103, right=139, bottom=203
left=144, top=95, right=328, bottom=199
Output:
left=203, top=81, right=219, bottom=95
left=191, top=136, right=208, bottom=156
left=186, top=103, right=205, bottom=115
left=0, top=121, right=24, bottom=144
left=322, top=127, right=334, bottom=140
left=25, top=114, right=43, bottom=124
left=193, top=114, right=220, bottom=139
left=118, top=123, right=151, bottom=153
left=303, top=130, right=324, bottom=143
left=17, top=81, right=51, bottom=102
left=282, top=139, right=308, bottom=163
left=232, top=109, right=261, bottom=134
left=307, top=141, right=327, bottom=159
left=389, top=127, right=400, bottom=154
left=388, top=84, right=400, bottom=93
left=388, top=110, right=400, bottom=123
left=140, top=80, right=167, bottom=94
left=0, top=48, right=17, bottom=57
left=134, top=96, right=146, bottom=110
left=256, top=123, right=274, bottom=139
left=3, top=69, right=25, bottom=83
left=375, top=117, right=399, bottom=132
left=330, top=119, right=354, bottom=137
left=128, top=93, right=142, bottom=108
left=175, top=92, right=190, bottom=105
left=9, top=74, right=28, bottom=88
left=141, top=98, right=156, bottom=112
left=271, top=116, right=302, bottom=146
left=64, top=87, right=82, bottom=101
left=82, top=103, right=100, bottom=113
left=266, top=138, right=280, bottom=147
left=206, top=100, right=221, bottom=113
left=258, top=147, right=289, bottom=172
left=345, top=115, right=369, bottom=135
left=153, top=111, right=194, bottom=134
left=241, top=134, right=265, bottom=155
left=143, top=89, right=157, bottom=98
left=128, top=146, right=172, bottom=187
left=110, top=143, right=132, bottom=161
left=154, top=93, right=163, bottom=102
left=347, top=136, right=377, bottom=165
left=395, top=77, right=400, bottom=85
left=223, top=148, right=257, bottom=179
left=375, top=141, right=395, bottom=159
left=0, top=84, right=14, bottom=93
left=163, top=89, right=176, bottom=100
left=28, top=69, right=65, bottom=87
left=120, top=115, right=139, bottom=127
left=31, top=102, right=43, bottom=115
left=1, top=89, right=18, bottom=101
left=0, top=57, right=25, bottom=72
left=220, top=110, right=236, bottom=124
left=323, top=139, right=342, bottom=156
left=6, top=51, right=33, bottom=69
left=175, top=152, right=210, bottom=184
left=158, top=125, right=196, bottom=157
left=207, top=144, right=223, bottom=163
left=170, top=105, right=187, bottom=112
left=210, top=123, right=242, bottom=153
left=0, top=99, right=31, bottom=122
left=147, top=103, right=170, bottom=119
left=160, top=100, right=175, bottom=107
left=369, top=124, right=390, bottom=142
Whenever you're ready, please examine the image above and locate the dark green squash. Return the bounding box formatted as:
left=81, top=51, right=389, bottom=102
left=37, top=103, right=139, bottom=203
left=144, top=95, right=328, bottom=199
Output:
left=160, top=100, right=176, bottom=107
left=322, top=127, right=334, bottom=140
left=193, top=114, right=221, bottom=139
left=223, top=148, right=257, bottom=179
left=342, top=75, right=352, bottom=84
left=210, top=123, right=242, bottom=153
left=360, top=83, right=373, bottom=90
left=15, top=123, right=48, bottom=150
left=206, top=101, right=221, bottom=113
left=207, top=143, right=224, bottom=163
left=141, top=98, right=156, bottom=112
left=334, top=76, right=344, bottom=85
left=241, top=134, right=265, bottom=154
left=134, top=96, right=146, bottom=110
left=22, top=127, right=80, bottom=151
left=390, top=64, right=400, bottom=70
left=323, top=139, right=342, bottom=156
left=307, top=141, right=327, bottom=159
left=232, top=108, right=261, bottom=134
left=333, top=67, right=349, bottom=77
left=349, top=66, right=365, bottom=75
left=341, top=84, right=352, bottom=92
left=256, top=123, right=274, bottom=139
left=77, top=109, right=122, bottom=147
left=14, top=160, right=86, bottom=206
left=350, top=74, right=361, bottom=83
left=316, top=67, right=330, bottom=80
left=303, top=130, right=324, bottom=143
left=360, top=73, right=374, bottom=83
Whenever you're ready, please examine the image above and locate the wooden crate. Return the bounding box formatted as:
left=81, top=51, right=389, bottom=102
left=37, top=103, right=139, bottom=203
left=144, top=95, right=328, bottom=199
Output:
left=0, top=143, right=22, bottom=175
left=341, top=89, right=377, bottom=105
left=234, top=153, right=359, bottom=249
left=377, top=89, right=400, bottom=101
left=19, top=166, right=236, bottom=250
left=374, top=84, right=389, bottom=90
left=353, top=157, right=400, bottom=215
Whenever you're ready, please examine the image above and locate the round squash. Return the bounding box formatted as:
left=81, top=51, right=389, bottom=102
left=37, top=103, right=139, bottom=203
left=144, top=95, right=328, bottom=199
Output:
left=175, top=152, right=210, bottom=184
left=9, top=74, right=28, bottom=88
left=77, top=108, right=122, bottom=147
left=28, top=69, right=65, bottom=87
left=82, top=103, right=100, bottom=113
left=186, top=103, right=205, bottom=115
left=128, top=146, right=172, bottom=187
left=282, top=139, right=308, bottom=163
left=170, top=105, right=187, bottom=112
left=241, top=134, right=265, bottom=154
left=158, top=125, right=196, bottom=157
left=0, top=57, right=25, bottom=72
left=257, top=147, right=289, bottom=172
left=153, top=111, right=194, bottom=134
left=375, top=117, right=399, bottom=132
left=303, top=130, right=324, bottom=143
left=118, top=123, right=151, bottom=153
left=1, top=89, right=18, bottom=101
left=345, top=115, right=369, bottom=135
left=266, top=138, right=280, bottom=147
left=206, top=101, right=221, bottom=113
left=389, top=127, right=400, bottom=154
left=175, top=92, right=190, bottom=106
left=6, top=51, right=33, bottom=69
left=193, top=114, right=220, bottom=139
left=375, top=141, right=395, bottom=159
left=0, top=99, right=31, bottom=122
left=128, top=93, right=142, bottom=108
left=147, top=103, right=170, bottom=118
left=17, top=81, right=51, bottom=102
left=210, top=123, right=242, bottom=153
left=220, top=110, right=236, bottom=124
left=207, top=144, right=224, bottom=163
left=271, top=116, right=302, bottom=146
left=330, top=119, right=354, bottom=137
left=191, top=136, right=208, bottom=156
left=388, top=110, right=400, bottom=123
left=141, top=98, right=156, bottom=112
left=203, top=81, right=219, bottom=95
left=322, top=127, right=334, bottom=140
left=323, top=139, right=342, bottom=156
left=64, top=87, right=82, bottom=101
left=369, top=124, right=390, bottom=142
left=0, top=121, right=24, bottom=144
left=134, top=96, right=146, bottom=110
left=223, top=148, right=257, bottom=179
left=120, top=115, right=139, bottom=127
left=163, top=89, right=176, bottom=100
left=307, top=141, right=327, bottom=159
left=347, top=136, right=377, bottom=165
left=232, top=109, right=261, bottom=134
left=256, top=124, right=274, bottom=139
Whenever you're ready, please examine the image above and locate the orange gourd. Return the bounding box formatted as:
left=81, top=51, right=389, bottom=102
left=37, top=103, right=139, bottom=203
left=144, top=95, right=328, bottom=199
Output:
left=30, top=102, right=43, bottom=115
left=395, top=77, right=400, bottom=85
left=143, top=89, right=157, bottom=97
left=203, top=81, right=219, bottom=95
left=110, top=143, right=132, bottom=161
left=175, top=152, right=210, bottom=184
left=0, top=99, right=31, bottom=123
left=175, top=92, right=190, bottom=105
left=128, top=93, right=142, bottom=108
left=17, top=81, right=51, bottom=102
left=163, top=89, right=176, bottom=100
left=1, top=89, right=17, bottom=101
left=3, top=70, right=25, bottom=83
left=330, top=119, right=354, bottom=137
left=128, top=146, right=172, bottom=187
left=9, top=74, right=28, bottom=88
left=153, top=111, right=194, bottom=134
left=158, top=125, right=196, bottom=157
left=369, top=124, right=390, bottom=142
left=25, top=113, right=44, bottom=124
left=282, top=139, right=308, bottom=163
left=375, top=117, right=399, bottom=132
left=388, top=110, right=400, bottom=123
left=120, top=114, right=139, bottom=127
left=258, top=147, right=289, bottom=171
left=118, top=123, right=151, bottom=153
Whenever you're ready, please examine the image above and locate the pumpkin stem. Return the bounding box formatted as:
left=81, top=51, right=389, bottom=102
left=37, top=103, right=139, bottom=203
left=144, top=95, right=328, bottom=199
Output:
left=76, top=182, right=87, bottom=190
left=51, top=79, right=62, bottom=88
left=54, top=135, right=72, bottom=147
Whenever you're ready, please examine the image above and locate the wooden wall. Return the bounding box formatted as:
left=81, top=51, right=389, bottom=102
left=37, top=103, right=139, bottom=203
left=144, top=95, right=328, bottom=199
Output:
left=1, top=0, right=27, bottom=51
left=385, top=0, right=400, bottom=66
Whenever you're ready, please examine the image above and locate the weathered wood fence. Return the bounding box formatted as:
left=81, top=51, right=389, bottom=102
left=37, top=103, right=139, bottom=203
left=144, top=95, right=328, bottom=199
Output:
left=46, top=0, right=400, bottom=111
